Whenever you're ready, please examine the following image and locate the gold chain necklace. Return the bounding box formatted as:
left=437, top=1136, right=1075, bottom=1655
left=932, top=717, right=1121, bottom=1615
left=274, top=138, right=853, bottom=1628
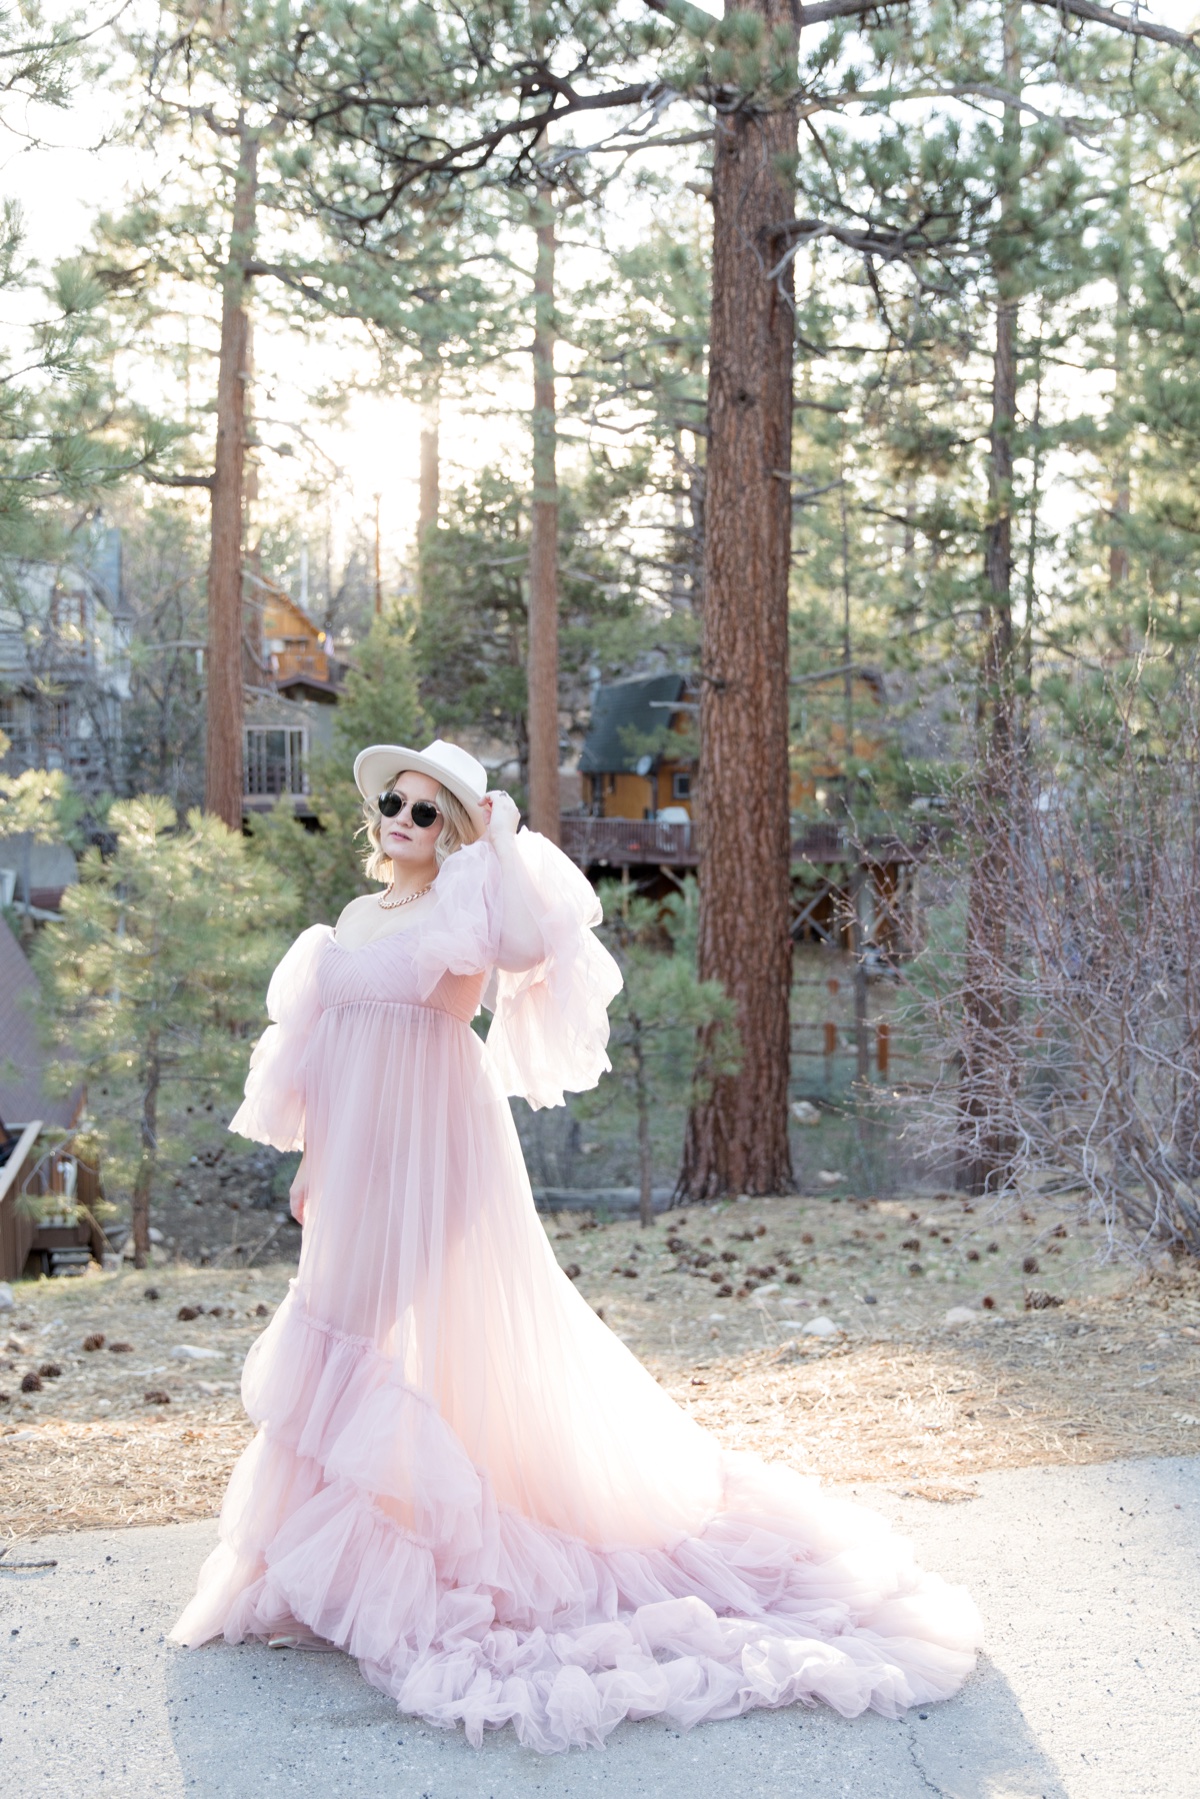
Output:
left=378, top=879, right=435, bottom=912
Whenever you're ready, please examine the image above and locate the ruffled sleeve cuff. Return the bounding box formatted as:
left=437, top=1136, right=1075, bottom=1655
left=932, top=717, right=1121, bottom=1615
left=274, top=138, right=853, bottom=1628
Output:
left=228, top=924, right=332, bottom=1152
left=483, top=829, right=623, bottom=1110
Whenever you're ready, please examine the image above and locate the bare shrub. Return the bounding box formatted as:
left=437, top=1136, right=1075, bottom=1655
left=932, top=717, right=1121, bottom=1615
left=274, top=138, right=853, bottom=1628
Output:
left=906, top=676, right=1200, bottom=1261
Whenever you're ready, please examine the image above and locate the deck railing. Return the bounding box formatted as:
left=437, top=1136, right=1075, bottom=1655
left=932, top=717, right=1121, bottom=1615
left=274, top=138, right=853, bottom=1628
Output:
left=560, top=816, right=697, bottom=867
left=558, top=816, right=911, bottom=869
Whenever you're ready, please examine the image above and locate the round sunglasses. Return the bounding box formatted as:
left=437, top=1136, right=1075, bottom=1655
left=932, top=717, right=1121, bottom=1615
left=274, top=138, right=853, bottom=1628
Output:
left=377, top=790, right=441, bottom=830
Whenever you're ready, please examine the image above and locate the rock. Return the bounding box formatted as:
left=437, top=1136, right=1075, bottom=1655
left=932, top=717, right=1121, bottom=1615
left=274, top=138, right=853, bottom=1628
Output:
left=802, top=1316, right=842, bottom=1337
left=790, top=1100, right=821, bottom=1126
left=944, top=1306, right=977, bottom=1326
left=170, top=1344, right=221, bottom=1361
left=0, top=1284, right=13, bottom=1313
left=751, top=1283, right=781, bottom=1301
left=816, top=1170, right=846, bottom=1187
left=147, top=1229, right=164, bottom=1245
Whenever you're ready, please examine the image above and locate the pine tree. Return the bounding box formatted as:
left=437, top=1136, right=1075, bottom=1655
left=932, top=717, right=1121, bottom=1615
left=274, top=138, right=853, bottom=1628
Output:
left=33, top=798, right=289, bottom=1266
left=587, top=881, right=739, bottom=1226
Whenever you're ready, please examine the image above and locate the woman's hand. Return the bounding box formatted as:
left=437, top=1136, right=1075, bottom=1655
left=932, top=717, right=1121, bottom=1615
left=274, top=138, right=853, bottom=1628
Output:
left=482, top=790, right=520, bottom=844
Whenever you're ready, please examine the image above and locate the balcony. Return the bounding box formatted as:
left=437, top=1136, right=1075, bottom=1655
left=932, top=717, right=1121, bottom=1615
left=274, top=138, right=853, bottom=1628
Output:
left=559, top=816, right=908, bottom=870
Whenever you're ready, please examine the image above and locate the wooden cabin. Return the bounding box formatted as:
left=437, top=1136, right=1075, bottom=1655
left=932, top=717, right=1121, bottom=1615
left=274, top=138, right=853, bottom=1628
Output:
left=576, top=667, right=892, bottom=822
left=243, top=581, right=342, bottom=822
left=564, top=670, right=921, bottom=958
left=578, top=673, right=697, bottom=821
left=0, top=913, right=105, bottom=1281
left=258, top=584, right=338, bottom=702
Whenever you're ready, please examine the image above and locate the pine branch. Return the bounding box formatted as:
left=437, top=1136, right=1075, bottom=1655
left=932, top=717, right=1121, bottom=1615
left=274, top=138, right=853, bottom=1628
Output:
left=1023, top=0, right=1198, bottom=51
left=146, top=471, right=215, bottom=491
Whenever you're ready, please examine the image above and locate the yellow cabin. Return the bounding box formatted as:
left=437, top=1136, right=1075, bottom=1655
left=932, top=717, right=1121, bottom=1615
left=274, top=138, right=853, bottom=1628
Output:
left=258, top=584, right=336, bottom=700
left=578, top=674, right=697, bottom=820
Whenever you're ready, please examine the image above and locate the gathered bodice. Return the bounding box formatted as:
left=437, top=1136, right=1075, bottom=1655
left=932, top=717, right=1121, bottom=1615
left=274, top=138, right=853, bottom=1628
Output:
left=319, top=928, right=487, bottom=1025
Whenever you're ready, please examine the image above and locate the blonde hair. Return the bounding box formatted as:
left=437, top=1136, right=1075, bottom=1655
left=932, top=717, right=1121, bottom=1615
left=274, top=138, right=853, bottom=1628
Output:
left=361, top=774, right=482, bottom=884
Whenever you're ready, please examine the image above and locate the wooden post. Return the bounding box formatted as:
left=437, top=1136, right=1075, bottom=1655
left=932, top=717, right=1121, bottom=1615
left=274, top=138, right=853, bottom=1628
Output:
left=852, top=866, right=871, bottom=1084
left=527, top=170, right=560, bottom=842
left=204, top=118, right=257, bottom=832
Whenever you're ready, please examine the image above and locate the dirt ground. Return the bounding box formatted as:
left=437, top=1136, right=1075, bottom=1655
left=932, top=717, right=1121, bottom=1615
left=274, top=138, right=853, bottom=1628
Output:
left=3, top=1188, right=1199, bottom=1538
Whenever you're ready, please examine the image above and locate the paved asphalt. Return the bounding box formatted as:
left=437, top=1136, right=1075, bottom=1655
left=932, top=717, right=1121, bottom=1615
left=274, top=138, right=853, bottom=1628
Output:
left=2, top=1456, right=1196, bottom=1799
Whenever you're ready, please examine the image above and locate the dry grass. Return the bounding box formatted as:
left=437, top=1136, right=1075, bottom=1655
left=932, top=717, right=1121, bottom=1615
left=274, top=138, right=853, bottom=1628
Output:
left=3, top=1191, right=1199, bottom=1537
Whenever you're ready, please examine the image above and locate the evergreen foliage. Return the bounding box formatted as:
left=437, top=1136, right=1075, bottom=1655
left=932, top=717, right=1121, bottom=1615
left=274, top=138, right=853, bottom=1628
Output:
left=32, top=798, right=290, bottom=1266
left=582, top=880, right=739, bottom=1224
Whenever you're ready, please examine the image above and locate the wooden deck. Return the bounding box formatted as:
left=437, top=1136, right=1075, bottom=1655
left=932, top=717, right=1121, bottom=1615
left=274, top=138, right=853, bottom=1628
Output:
left=559, top=816, right=921, bottom=871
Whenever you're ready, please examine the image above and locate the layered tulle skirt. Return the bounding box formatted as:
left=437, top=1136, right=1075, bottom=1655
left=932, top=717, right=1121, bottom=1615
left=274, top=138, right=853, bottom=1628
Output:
left=171, top=837, right=980, bottom=1749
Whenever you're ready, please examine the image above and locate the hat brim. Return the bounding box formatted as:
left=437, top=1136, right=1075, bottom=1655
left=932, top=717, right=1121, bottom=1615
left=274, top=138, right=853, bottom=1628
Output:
left=353, top=744, right=487, bottom=831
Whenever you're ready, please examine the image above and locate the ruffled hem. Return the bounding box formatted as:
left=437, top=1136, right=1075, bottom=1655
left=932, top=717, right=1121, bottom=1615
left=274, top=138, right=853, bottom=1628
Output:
left=170, top=1292, right=981, bottom=1751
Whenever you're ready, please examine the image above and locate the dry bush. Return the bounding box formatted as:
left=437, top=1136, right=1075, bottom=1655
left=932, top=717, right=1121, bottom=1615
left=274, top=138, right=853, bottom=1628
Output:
left=908, top=677, right=1200, bottom=1260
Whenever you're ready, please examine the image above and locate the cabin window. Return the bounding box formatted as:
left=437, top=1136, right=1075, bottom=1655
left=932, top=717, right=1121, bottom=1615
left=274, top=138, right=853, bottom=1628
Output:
left=245, top=726, right=308, bottom=796
left=672, top=771, right=691, bottom=799
left=0, top=693, right=28, bottom=742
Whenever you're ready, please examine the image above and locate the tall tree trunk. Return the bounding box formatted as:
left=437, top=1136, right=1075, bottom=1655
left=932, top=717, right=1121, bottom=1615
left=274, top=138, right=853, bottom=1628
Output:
left=527, top=176, right=560, bottom=842
left=959, top=4, right=1021, bottom=1194
left=131, top=1029, right=160, bottom=1271
left=1109, top=130, right=1132, bottom=605
left=205, top=120, right=257, bottom=830
left=419, top=367, right=441, bottom=545
left=679, top=0, right=798, bottom=1200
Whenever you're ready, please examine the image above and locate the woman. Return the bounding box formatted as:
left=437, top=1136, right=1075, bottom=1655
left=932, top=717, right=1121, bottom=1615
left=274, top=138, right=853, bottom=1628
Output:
left=172, top=737, right=980, bottom=1752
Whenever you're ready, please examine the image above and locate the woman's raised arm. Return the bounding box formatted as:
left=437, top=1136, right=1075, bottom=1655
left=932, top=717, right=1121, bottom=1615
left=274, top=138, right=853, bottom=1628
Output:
left=482, top=791, right=546, bottom=971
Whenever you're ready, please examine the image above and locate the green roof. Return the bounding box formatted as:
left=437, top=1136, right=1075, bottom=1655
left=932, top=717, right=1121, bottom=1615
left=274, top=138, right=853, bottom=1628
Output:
left=579, top=674, right=687, bottom=774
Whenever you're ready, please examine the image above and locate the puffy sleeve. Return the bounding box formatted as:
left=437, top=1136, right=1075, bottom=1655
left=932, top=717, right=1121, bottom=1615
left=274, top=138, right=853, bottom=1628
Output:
left=482, top=829, right=623, bottom=1111
left=228, top=924, right=331, bottom=1152
left=412, top=838, right=502, bottom=999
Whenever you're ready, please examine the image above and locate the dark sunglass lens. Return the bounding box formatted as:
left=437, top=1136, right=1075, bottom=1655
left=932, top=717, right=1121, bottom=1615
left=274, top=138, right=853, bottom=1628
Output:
left=378, top=791, right=404, bottom=817
left=411, top=801, right=440, bottom=829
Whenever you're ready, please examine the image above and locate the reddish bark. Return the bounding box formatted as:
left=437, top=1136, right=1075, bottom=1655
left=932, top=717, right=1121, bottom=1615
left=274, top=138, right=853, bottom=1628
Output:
left=679, top=0, right=798, bottom=1199
left=204, top=121, right=257, bottom=831
left=527, top=180, right=560, bottom=841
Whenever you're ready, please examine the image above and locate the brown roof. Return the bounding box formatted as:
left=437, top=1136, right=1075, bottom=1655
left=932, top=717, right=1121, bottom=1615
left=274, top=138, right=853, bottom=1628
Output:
left=0, top=914, right=78, bottom=1130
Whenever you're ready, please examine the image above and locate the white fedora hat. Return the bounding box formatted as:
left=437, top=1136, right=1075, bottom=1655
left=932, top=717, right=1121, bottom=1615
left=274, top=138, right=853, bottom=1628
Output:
left=353, top=738, right=489, bottom=825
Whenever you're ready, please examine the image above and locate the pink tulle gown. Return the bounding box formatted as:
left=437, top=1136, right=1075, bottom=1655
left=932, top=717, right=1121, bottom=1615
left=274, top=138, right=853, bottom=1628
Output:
left=171, top=829, right=981, bottom=1751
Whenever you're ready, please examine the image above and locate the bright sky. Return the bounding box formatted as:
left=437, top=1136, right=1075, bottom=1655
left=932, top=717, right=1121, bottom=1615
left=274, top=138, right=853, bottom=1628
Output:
left=4, top=0, right=1198, bottom=593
